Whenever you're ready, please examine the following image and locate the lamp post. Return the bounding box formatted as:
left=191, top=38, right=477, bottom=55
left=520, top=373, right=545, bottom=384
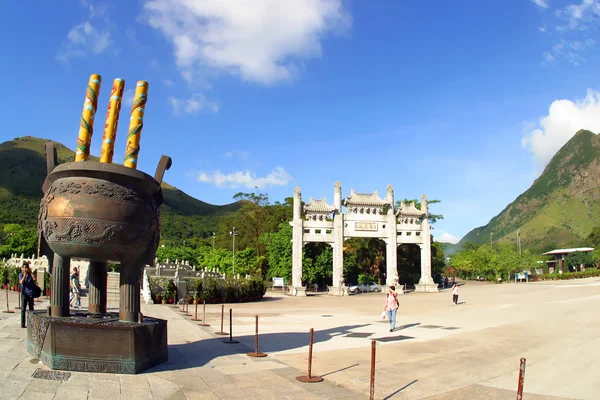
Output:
left=229, top=227, right=238, bottom=277
left=517, top=229, right=522, bottom=258
left=490, top=232, right=493, bottom=248
left=212, top=232, right=216, bottom=253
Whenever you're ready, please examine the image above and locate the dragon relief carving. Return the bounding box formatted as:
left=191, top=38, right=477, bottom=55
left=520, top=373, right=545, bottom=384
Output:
left=44, top=179, right=151, bottom=205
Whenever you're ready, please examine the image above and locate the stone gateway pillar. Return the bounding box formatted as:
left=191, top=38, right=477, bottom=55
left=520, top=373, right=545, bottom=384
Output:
left=385, top=185, right=399, bottom=287
left=414, top=195, right=438, bottom=292
left=290, top=187, right=306, bottom=296
left=331, top=182, right=347, bottom=295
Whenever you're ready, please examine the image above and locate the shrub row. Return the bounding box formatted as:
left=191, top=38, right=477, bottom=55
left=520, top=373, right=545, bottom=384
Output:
left=149, top=276, right=266, bottom=304
left=536, top=269, right=600, bottom=281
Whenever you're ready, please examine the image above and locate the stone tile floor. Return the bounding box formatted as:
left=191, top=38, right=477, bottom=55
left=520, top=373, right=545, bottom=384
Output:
left=1, top=279, right=599, bottom=399
left=0, top=291, right=364, bottom=399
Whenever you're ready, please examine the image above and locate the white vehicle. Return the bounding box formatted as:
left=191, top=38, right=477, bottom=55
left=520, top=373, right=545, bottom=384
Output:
left=349, top=282, right=382, bottom=294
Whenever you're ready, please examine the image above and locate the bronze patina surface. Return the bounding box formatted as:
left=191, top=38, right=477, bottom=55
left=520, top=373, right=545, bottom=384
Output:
left=28, top=143, right=172, bottom=374
left=27, top=311, right=168, bottom=374
left=39, top=161, right=162, bottom=264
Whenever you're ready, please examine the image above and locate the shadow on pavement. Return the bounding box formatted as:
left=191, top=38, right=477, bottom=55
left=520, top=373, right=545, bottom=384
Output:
left=383, top=379, right=418, bottom=399
left=321, top=363, right=359, bottom=377
left=395, top=323, right=421, bottom=331
left=147, top=324, right=370, bottom=373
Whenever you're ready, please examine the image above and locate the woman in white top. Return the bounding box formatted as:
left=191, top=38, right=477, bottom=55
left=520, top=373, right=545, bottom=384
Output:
left=452, top=283, right=459, bottom=305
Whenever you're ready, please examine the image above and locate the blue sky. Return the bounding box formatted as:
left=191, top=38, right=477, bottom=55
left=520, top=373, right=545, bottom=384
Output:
left=1, top=0, right=600, bottom=243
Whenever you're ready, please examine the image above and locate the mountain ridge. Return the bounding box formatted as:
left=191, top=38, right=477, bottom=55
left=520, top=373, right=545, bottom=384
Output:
left=459, top=129, right=600, bottom=251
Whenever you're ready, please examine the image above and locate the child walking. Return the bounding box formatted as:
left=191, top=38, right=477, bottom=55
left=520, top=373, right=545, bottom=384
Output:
left=452, top=283, right=459, bottom=305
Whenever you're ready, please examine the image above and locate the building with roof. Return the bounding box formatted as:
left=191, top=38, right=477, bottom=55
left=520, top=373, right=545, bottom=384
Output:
left=542, top=247, right=594, bottom=273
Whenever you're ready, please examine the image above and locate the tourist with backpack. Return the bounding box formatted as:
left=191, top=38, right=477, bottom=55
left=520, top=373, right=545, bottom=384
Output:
left=383, top=286, right=399, bottom=332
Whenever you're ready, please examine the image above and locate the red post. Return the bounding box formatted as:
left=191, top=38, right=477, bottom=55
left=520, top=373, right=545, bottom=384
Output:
left=247, top=315, right=267, bottom=357
left=180, top=299, right=191, bottom=316
left=370, top=340, right=376, bottom=400
left=198, top=299, right=210, bottom=327
left=296, top=328, right=323, bottom=383
left=191, top=299, right=201, bottom=321
left=516, top=358, right=526, bottom=400
left=15, top=290, right=21, bottom=309
left=3, top=287, right=14, bottom=314
left=223, top=308, right=240, bottom=344
left=215, top=304, right=228, bottom=335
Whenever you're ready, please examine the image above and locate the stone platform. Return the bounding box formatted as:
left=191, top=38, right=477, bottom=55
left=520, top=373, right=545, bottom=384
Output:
left=26, top=310, right=167, bottom=374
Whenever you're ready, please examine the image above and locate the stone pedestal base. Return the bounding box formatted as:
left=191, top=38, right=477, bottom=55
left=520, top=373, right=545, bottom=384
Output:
left=289, top=287, right=307, bottom=296
left=328, top=286, right=349, bottom=296
left=414, top=281, right=439, bottom=293
left=26, top=310, right=168, bottom=374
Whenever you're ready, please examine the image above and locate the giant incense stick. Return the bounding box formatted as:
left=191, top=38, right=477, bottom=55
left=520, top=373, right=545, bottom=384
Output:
left=75, top=74, right=102, bottom=161
left=124, top=81, right=148, bottom=169
left=99, top=78, right=125, bottom=163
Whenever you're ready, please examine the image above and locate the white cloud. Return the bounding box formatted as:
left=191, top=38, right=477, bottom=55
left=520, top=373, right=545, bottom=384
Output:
left=558, top=0, right=600, bottom=30
left=141, top=0, right=351, bottom=85
left=522, top=89, right=600, bottom=167
left=56, top=2, right=112, bottom=63
left=123, top=89, right=135, bottom=108
left=57, top=21, right=111, bottom=62
left=168, top=94, right=219, bottom=115
left=162, top=79, right=175, bottom=87
left=434, top=232, right=460, bottom=244
left=543, top=38, right=595, bottom=65
left=126, top=28, right=137, bottom=43
left=224, top=150, right=249, bottom=160
left=197, top=167, right=293, bottom=188
left=535, top=1, right=598, bottom=65
left=532, top=0, right=549, bottom=9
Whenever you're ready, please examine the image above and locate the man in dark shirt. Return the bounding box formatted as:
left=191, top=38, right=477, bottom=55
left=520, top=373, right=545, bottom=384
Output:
left=18, top=262, right=36, bottom=328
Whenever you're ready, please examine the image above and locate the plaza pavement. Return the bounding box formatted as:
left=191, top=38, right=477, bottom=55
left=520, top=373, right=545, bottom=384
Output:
left=0, top=278, right=599, bottom=399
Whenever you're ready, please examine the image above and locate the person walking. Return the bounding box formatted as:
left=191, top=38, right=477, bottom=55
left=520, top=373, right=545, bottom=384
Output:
left=452, top=283, right=460, bottom=305
left=18, top=262, right=36, bottom=328
left=70, top=267, right=81, bottom=308
left=383, top=286, right=399, bottom=332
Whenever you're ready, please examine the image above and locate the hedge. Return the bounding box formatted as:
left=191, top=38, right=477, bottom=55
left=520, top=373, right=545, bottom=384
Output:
left=536, top=269, right=600, bottom=281
left=149, top=276, right=266, bottom=304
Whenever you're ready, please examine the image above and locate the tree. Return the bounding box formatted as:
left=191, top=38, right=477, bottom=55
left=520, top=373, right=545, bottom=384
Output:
left=303, top=243, right=333, bottom=285
left=585, top=226, right=600, bottom=247
left=565, top=251, right=593, bottom=270
left=0, top=224, right=37, bottom=259
left=261, top=222, right=293, bottom=281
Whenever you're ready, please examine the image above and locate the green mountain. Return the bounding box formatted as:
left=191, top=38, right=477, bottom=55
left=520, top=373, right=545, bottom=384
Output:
left=0, top=136, right=240, bottom=239
left=459, top=129, right=600, bottom=251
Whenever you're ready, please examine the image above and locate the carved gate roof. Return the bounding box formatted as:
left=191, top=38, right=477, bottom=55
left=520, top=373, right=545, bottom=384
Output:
left=343, top=189, right=389, bottom=207
left=395, top=201, right=425, bottom=217
left=304, top=197, right=336, bottom=214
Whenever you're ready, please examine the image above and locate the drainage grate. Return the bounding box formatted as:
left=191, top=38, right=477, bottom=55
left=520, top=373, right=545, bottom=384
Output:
left=373, top=335, right=414, bottom=343
left=345, top=332, right=373, bottom=338
left=442, top=327, right=460, bottom=330
left=32, top=369, right=71, bottom=381
left=420, top=325, right=443, bottom=329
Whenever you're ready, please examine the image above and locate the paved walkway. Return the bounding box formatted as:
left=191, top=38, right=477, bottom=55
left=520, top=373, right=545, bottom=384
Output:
left=0, top=278, right=599, bottom=399
left=0, top=290, right=362, bottom=400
